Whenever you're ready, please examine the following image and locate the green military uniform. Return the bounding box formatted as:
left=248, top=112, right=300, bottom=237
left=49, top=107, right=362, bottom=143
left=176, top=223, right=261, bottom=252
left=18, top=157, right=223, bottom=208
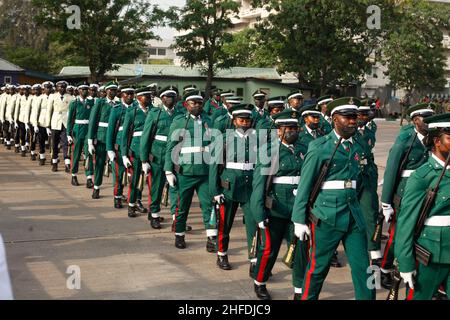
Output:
left=87, top=83, right=120, bottom=195
left=316, top=95, right=334, bottom=135
left=203, top=88, right=223, bottom=116
left=395, top=113, right=450, bottom=300
left=140, top=86, right=181, bottom=226
left=66, top=88, right=94, bottom=182
left=296, top=104, right=325, bottom=156
left=380, top=104, right=435, bottom=272
left=292, top=97, right=375, bottom=300
left=209, top=104, right=257, bottom=269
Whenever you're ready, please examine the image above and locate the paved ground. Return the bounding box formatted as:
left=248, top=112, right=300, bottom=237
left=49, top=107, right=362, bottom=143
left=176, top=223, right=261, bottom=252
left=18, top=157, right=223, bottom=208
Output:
left=0, top=120, right=408, bottom=300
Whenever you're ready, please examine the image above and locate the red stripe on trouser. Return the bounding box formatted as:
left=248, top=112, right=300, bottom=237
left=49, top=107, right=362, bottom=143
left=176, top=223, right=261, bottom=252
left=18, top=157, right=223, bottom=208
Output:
left=218, top=203, right=225, bottom=253
left=174, top=196, right=180, bottom=232
left=114, top=160, right=119, bottom=196
left=127, top=155, right=134, bottom=203
left=147, top=171, right=152, bottom=208
left=381, top=217, right=396, bottom=269
left=256, top=227, right=271, bottom=283
left=302, top=223, right=316, bottom=300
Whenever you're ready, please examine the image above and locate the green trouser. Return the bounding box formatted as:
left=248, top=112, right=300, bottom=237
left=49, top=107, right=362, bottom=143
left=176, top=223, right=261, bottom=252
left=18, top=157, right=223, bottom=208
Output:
left=146, top=162, right=177, bottom=216
left=216, top=198, right=254, bottom=256
left=174, top=174, right=213, bottom=234
left=301, top=216, right=375, bottom=300
left=126, top=152, right=143, bottom=205
left=288, top=225, right=309, bottom=289
left=111, top=147, right=125, bottom=198
left=71, top=136, right=93, bottom=176
left=93, top=141, right=107, bottom=187
left=358, top=183, right=380, bottom=252
left=409, top=262, right=450, bottom=300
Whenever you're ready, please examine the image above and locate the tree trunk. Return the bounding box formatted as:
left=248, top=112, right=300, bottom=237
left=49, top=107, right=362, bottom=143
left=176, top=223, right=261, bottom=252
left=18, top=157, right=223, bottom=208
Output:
left=205, top=63, right=214, bottom=101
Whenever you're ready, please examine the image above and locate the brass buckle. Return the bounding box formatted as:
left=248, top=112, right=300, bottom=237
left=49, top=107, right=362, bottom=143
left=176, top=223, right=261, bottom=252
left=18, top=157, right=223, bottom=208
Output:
left=344, top=180, right=353, bottom=189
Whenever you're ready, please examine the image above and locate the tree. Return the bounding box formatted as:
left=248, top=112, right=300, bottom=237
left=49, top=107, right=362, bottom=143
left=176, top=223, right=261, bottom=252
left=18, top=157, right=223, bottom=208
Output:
left=34, top=0, right=163, bottom=82
left=167, top=0, right=240, bottom=99
left=382, top=0, right=450, bottom=100
left=253, top=0, right=394, bottom=95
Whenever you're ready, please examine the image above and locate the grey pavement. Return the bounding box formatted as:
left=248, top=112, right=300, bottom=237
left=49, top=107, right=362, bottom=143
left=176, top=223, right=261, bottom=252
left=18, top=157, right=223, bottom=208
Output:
left=0, top=120, right=409, bottom=300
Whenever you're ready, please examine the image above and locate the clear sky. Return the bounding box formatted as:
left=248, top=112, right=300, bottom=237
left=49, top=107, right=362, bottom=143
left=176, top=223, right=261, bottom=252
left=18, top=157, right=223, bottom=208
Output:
left=148, top=0, right=186, bottom=39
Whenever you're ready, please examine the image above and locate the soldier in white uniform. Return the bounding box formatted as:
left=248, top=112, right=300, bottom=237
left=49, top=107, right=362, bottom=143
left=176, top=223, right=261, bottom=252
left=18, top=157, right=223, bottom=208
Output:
left=27, top=84, right=43, bottom=161
left=0, top=86, right=7, bottom=145
left=15, top=85, right=33, bottom=157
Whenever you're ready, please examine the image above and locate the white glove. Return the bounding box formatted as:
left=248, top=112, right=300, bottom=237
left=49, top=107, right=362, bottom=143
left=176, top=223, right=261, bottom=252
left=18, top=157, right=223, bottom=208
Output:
left=107, top=150, right=116, bottom=162
left=46, top=128, right=52, bottom=136
left=67, top=136, right=73, bottom=145
left=14, top=122, right=18, bottom=129
left=142, top=162, right=151, bottom=174
left=87, top=139, right=95, bottom=155
left=165, top=171, right=176, bottom=187
left=382, top=203, right=394, bottom=223
left=214, top=194, right=225, bottom=204
left=294, top=223, right=311, bottom=241
left=25, top=124, right=30, bottom=131
left=293, top=189, right=297, bottom=196
left=34, top=126, right=39, bottom=134
left=122, top=156, right=132, bottom=168
left=400, top=271, right=416, bottom=289
left=258, top=219, right=268, bottom=229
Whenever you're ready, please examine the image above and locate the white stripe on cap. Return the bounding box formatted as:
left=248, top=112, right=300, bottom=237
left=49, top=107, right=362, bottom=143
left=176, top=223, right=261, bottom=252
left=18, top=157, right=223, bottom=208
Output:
left=232, top=110, right=252, bottom=116
left=78, top=85, right=89, bottom=89
left=184, top=87, right=196, bottom=91
left=301, top=110, right=321, bottom=116
left=105, top=85, right=118, bottom=90
left=268, top=100, right=285, bottom=105
left=275, top=118, right=298, bottom=124
left=121, top=88, right=135, bottom=92
left=253, top=93, right=266, bottom=97
left=221, top=92, right=234, bottom=97
left=226, top=100, right=241, bottom=104
left=358, top=106, right=371, bottom=111
left=331, top=105, right=358, bottom=116
left=317, top=98, right=333, bottom=105
left=428, top=122, right=450, bottom=129
left=159, top=90, right=177, bottom=97
left=136, top=91, right=152, bottom=96
left=288, top=93, right=303, bottom=100
left=186, top=95, right=203, bottom=101
left=410, top=109, right=434, bottom=117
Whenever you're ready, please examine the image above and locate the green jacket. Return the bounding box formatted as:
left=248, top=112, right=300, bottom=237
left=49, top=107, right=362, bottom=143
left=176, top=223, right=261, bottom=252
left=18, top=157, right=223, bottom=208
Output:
left=366, top=120, right=377, bottom=133
left=164, top=112, right=213, bottom=176
left=140, top=106, right=180, bottom=166
left=354, top=127, right=378, bottom=191
left=395, top=156, right=450, bottom=272
left=252, top=107, right=269, bottom=127
left=175, top=101, right=187, bottom=115
left=296, top=124, right=325, bottom=157
left=381, top=129, right=429, bottom=206
left=106, top=100, right=138, bottom=151
left=120, top=104, right=150, bottom=157
left=211, top=106, right=228, bottom=123
left=213, top=112, right=234, bottom=133
left=204, top=98, right=223, bottom=116
left=87, top=97, right=119, bottom=143
left=319, top=115, right=333, bottom=134
left=209, top=129, right=258, bottom=203
left=66, top=97, right=95, bottom=139
left=251, top=141, right=303, bottom=223
left=292, top=131, right=366, bottom=232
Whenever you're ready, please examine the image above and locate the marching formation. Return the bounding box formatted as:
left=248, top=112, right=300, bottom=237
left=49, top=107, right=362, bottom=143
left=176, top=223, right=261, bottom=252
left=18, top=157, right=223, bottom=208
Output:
left=0, top=81, right=448, bottom=300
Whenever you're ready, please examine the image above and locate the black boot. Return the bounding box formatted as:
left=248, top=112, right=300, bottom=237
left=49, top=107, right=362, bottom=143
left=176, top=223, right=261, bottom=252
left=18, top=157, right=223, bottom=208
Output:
left=86, top=178, right=94, bottom=189
left=114, top=198, right=123, bottom=209
left=65, top=164, right=70, bottom=173
left=52, top=163, right=58, bottom=172
left=217, top=255, right=232, bottom=270
left=71, top=176, right=80, bottom=186
left=293, top=293, right=302, bottom=300
left=128, top=205, right=138, bottom=218
left=136, top=200, right=148, bottom=214
left=92, top=189, right=100, bottom=199
left=150, top=216, right=162, bottom=229
left=206, top=236, right=217, bottom=253
left=31, top=154, right=36, bottom=161
left=175, top=235, right=186, bottom=249
left=380, top=271, right=393, bottom=289
left=254, top=283, right=272, bottom=300
left=249, top=262, right=256, bottom=278
left=330, top=251, right=342, bottom=268
left=21, top=150, right=26, bottom=157
left=432, top=289, right=448, bottom=300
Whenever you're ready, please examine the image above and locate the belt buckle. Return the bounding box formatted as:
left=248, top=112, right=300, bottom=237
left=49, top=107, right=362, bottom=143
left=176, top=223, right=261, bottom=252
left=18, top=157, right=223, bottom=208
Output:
left=344, top=180, right=353, bottom=189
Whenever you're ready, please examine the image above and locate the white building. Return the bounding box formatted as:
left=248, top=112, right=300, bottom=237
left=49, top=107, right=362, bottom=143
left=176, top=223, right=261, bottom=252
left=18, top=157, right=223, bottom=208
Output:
left=134, top=39, right=181, bottom=66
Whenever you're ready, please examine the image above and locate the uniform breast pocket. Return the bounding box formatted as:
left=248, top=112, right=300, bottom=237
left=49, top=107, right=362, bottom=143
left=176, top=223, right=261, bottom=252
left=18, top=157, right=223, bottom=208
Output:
left=418, top=226, right=441, bottom=261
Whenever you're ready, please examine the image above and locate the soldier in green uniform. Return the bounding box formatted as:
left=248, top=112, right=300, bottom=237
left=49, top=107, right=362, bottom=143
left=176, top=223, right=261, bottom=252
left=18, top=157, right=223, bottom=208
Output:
left=164, top=91, right=216, bottom=250
left=203, top=87, right=223, bottom=116
left=286, top=91, right=304, bottom=111
left=140, top=85, right=181, bottom=229
left=316, top=95, right=333, bottom=135
left=394, top=113, right=450, bottom=300
left=174, top=84, right=197, bottom=114
left=292, top=97, right=375, bottom=300
left=380, top=103, right=435, bottom=288
left=66, top=84, right=95, bottom=188
left=252, top=89, right=269, bottom=125
left=209, top=104, right=257, bottom=270
left=106, top=87, right=138, bottom=209
left=212, top=96, right=243, bottom=134
left=250, top=109, right=304, bottom=300
left=87, top=81, right=120, bottom=199
left=121, top=87, right=152, bottom=218
left=255, top=97, right=285, bottom=131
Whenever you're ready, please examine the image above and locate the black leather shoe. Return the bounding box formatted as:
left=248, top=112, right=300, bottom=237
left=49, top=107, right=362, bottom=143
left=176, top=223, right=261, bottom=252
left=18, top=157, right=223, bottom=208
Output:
left=31, top=154, right=36, bottom=161
left=217, top=255, right=232, bottom=270
left=254, top=283, right=271, bottom=300
left=371, top=258, right=382, bottom=267
left=39, top=158, right=45, bottom=166
left=52, top=163, right=58, bottom=172
left=86, top=178, right=94, bottom=189
left=114, top=198, right=123, bottom=209
left=249, top=262, right=256, bottom=278
left=150, top=217, right=161, bottom=229
left=330, top=252, right=342, bottom=268
left=92, top=189, right=100, bottom=199
left=157, top=216, right=165, bottom=222
left=21, top=150, right=26, bottom=157
left=65, top=164, right=70, bottom=173
left=432, top=290, right=448, bottom=301
left=293, top=293, right=302, bottom=300
left=175, top=235, right=186, bottom=249
left=71, top=176, right=80, bottom=186
left=14, top=146, right=19, bottom=153
left=128, top=206, right=139, bottom=218
left=6, top=145, right=11, bottom=150
left=136, top=200, right=148, bottom=214
left=206, top=236, right=217, bottom=253
left=380, top=271, right=393, bottom=289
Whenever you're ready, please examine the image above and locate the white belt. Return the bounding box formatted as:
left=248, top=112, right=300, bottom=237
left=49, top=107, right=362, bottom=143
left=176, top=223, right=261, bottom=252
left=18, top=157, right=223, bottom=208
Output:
left=321, top=180, right=357, bottom=190
left=225, top=162, right=255, bottom=171
left=180, top=146, right=209, bottom=154
left=273, top=176, right=300, bottom=185
left=155, top=135, right=167, bottom=142
left=118, top=126, right=123, bottom=131
left=401, top=170, right=415, bottom=177
left=75, top=119, right=89, bottom=125
left=98, top=122, right=109, bottom=127
left=133, top=131, right=143, bottom=137
left=424, top=216, right=450, bottom=227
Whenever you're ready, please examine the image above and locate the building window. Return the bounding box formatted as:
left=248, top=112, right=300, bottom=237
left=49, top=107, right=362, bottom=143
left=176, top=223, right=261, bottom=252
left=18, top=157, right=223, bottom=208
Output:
left=4, top=76, right=11, bottom=84
left=149, top=48, right=157, bottom=55
left=236, top=88, right=244, bottom=96
left=157, top=49, right=166, bottom=56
